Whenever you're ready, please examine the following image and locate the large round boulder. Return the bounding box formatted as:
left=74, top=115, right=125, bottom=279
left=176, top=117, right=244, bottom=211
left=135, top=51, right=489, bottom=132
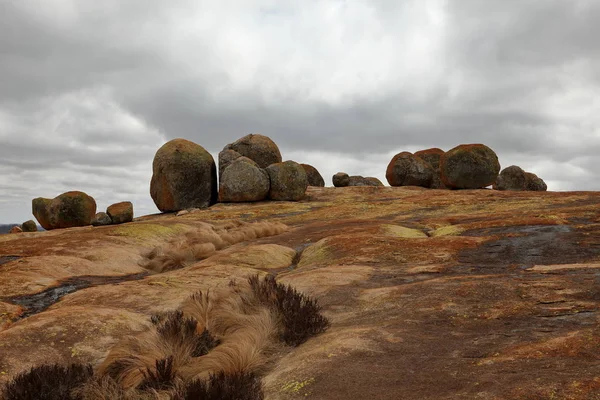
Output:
left=32, top=191, right=97, bottom=230
left=219, top=157, right=270, bottom=202
left=92, top=212, right=113, bottom=227
left=21, top=220, right=38, bottom=232
left=9, top=226, right=22, bottom=234
left=223, top=134, right=282, bottom=169
left=150, top=138, right=217, bottom=212
left=266, top=161, right=308, bottom=201
left=349, top=176, right=384, bottom=187
left=218, top=149, right=242, bottom=180
left=386, top=152, right=434, bottom=188
left=440, top=144, right=500, bottom=189
left=107, top=201, right=134, bottom=224
left=493, top=165, right=527, bottom=191
left=525, top=172, right=547, bottom=191
left=301, top=164, right=325, bottom=187
left=415, top=148, right=446, bottom=189
left=332, top=172, right=350, bottom=187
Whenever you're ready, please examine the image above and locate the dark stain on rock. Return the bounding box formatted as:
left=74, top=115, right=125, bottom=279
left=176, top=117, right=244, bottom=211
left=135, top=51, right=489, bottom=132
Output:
left=0, top=256, right=20, bottom=266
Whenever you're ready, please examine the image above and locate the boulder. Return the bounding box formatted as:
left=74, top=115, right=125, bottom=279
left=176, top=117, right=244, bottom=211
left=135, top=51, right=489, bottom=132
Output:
left=440, top=144, right=501, bottom=189
left=32, top=191, right=97, bottom=230
left=150, top=138, right=217, bottom=212
left=301, top=164, right=325, bottom=187
left=21, top=220, right=38, bottom=232
left=415, top=148, right=446, bottom=189
left=92, top=212, right=113, bottom=227
left=386, top=152, right=434, bottom=188
left=9, top=226, right=22, bottom=234
left=349, top=176, right=384, bottom=186
left=333, top=172, right=350, bottom=187
left=266, top=161, right=308, bottom=201
left=223, top=134, right=282, bottom=169
left=525, top=172, right=547, bottom=191
left=493, top=165, right=527, bottom=191
left=219, top=157, right=270, bottom=202
left=218, top=149, right=242, bottom=180
left=107, top=201, right=134, bottom=224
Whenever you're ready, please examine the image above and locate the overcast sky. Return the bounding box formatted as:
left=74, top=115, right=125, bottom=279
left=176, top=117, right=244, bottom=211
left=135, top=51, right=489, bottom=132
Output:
left=1, top=0, right=599, bottom=223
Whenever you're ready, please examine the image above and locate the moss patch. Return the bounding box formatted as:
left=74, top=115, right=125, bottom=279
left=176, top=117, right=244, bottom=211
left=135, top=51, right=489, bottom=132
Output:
left=431, top=225, right=466, bottom=237
left=108, top=223, right=190, bottom=241
left=381, top=224, right=427, bottom=238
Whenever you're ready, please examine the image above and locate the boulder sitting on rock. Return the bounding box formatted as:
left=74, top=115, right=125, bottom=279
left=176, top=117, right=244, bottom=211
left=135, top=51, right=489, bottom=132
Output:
left=386, top=152, right=434, bottom=188
left=221, top=134, right=282, bottom=170
left=440, top=144, right=500, bottom=189
left=21, top=220, right=37, bottom=232
left=333, top=172, right=350, bottom=187
left=219, top=157, right=270, bottom=202
left=9, top=226, right=22, bottom=234
left=92, top=212, right=113, bottom=227
left=218, top=149, right=243, bottom=180
left=301, top=164, right=325, bottom=187
left=349, top=176, right=384, bottom=186
left=150, top=138, right=217, bottom=212
left=494, top=165, right=527, bottom=191
left=266, top=161, right=308, bottom=201
left=107, top=201, right=134, bottom=224
left=525, top=172, right=547, bottom=191
left=32, top=191, right=97, bottom=230
left=414, top=148, right=446, bottom=189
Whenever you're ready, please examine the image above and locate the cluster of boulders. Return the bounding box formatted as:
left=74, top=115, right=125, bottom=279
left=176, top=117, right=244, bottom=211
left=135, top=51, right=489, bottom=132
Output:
left=8, top=220, right=38, bottom=234
left=31, top=191, right=133, bottom=231
left=150, top=134, right=322, bottom=212
left=332, top=173, right=383, bottom=187
left=385, top=144, right=547, bottom=191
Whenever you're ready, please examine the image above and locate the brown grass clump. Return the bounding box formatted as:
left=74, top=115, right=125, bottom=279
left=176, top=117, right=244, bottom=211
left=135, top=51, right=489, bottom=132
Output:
left=141, top=221, right=288, bottom=272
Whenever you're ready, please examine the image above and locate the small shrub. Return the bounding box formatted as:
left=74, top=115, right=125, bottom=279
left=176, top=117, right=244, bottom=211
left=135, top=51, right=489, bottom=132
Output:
left=154, top=310, right=218, bottom=357
left=139, top=356, right=176, bottom=391
left=2, top=363, right=93, bottom=400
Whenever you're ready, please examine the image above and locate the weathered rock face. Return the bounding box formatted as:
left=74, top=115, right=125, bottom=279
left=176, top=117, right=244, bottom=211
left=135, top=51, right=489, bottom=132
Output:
left=525, top=172, right=548, bottom=191
left=21, top=220, right=37, bottom=232
left=494, top=165, right=527, bottom=191
left=223, top=134, right=282, bottom=169
left=219, top=157, right=270, bottom=202
left=332, top=172, right=350, bottom=187
left=8, top=226, right=22, bottom=234
left=218, top=149, right=242, bottom=180
left=107, top=202, right=134, bottom=224
left=32, top=191, right=97, bottom=230
left=91, top=212, right=113, bottom=226
left=266, top=161, right=308, bottom=201
left=386, top=152, right=434, bottom=187
left=348, top=176, right=384, bottom=186
left=150, top=138, right=217, bottom=212
left=301, top=164, right=325, bottom=187
left=440, top=144, right=501, bottom=189
left=415, top=148, right=446, bottom=189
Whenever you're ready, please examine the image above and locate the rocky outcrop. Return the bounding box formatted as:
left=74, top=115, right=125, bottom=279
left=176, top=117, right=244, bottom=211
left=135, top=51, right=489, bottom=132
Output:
left=32, top=191, right=97, bottom=230
left=415, top=148, right=446, bottom=189
left=348, top=176, right=384, bottom=186
left=525, top=172, right=547, bottom=191
left=222, top=134, right=282, bottom=170
left=266, top=161, right=308, bottom=201
left=91, top=212, right=112, bottom=226
left=107, top=202, right=134, bottom=224
left=386, top=152, right=434, bottom=188
left=494, top=165, right=527, bottom=191
left=219, top=157, right=270, bottom=202
left=333, top=172, right=350, bottom=187
left=150, top=138, right=217, bottom=212
left=440, top=144, right=500, bottom=189
left=21, top=220, right=37, bottom=232
left=301, top=164, right=325, bottom=187
left=218, top=149, right=242, bottom=180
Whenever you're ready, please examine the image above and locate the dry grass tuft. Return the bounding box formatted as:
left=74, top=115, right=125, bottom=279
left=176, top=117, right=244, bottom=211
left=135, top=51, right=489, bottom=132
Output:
left=140, top=221, right=288, bottom=273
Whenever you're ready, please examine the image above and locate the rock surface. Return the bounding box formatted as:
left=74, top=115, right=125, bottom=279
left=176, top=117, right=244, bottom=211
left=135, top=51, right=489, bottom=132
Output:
left=150, top=138, right=217, bottom=212
left=21, top=220, right=37, bottom=232
left=348, top=175, right=384, bottom=186
left=332, top=172, right=350, bottom=187
left=106, top=202, right=134, bottom=224
left=222, top=134, right=282, bottom=169
left=415, top=148, right=446, bottom=189
left=494, top=165, right=527, bottom=190
left=301, top=164, right=325, bottom=187
left=32, top=191, right=97, bottom=230
left=525, top=172, right=548, bottom=191
left=266, top=161, right=308, bottom=201
left=91, top=212, right=112, bottom=226
left=386, top=151, right=434, bottom=187
left=219, top=157, right=270, bottom=202
left=217, top=148, right=242, bottom=180
left=440, top=144, right=501, bottom=189
left=3, top=187, right=600, bottom=399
